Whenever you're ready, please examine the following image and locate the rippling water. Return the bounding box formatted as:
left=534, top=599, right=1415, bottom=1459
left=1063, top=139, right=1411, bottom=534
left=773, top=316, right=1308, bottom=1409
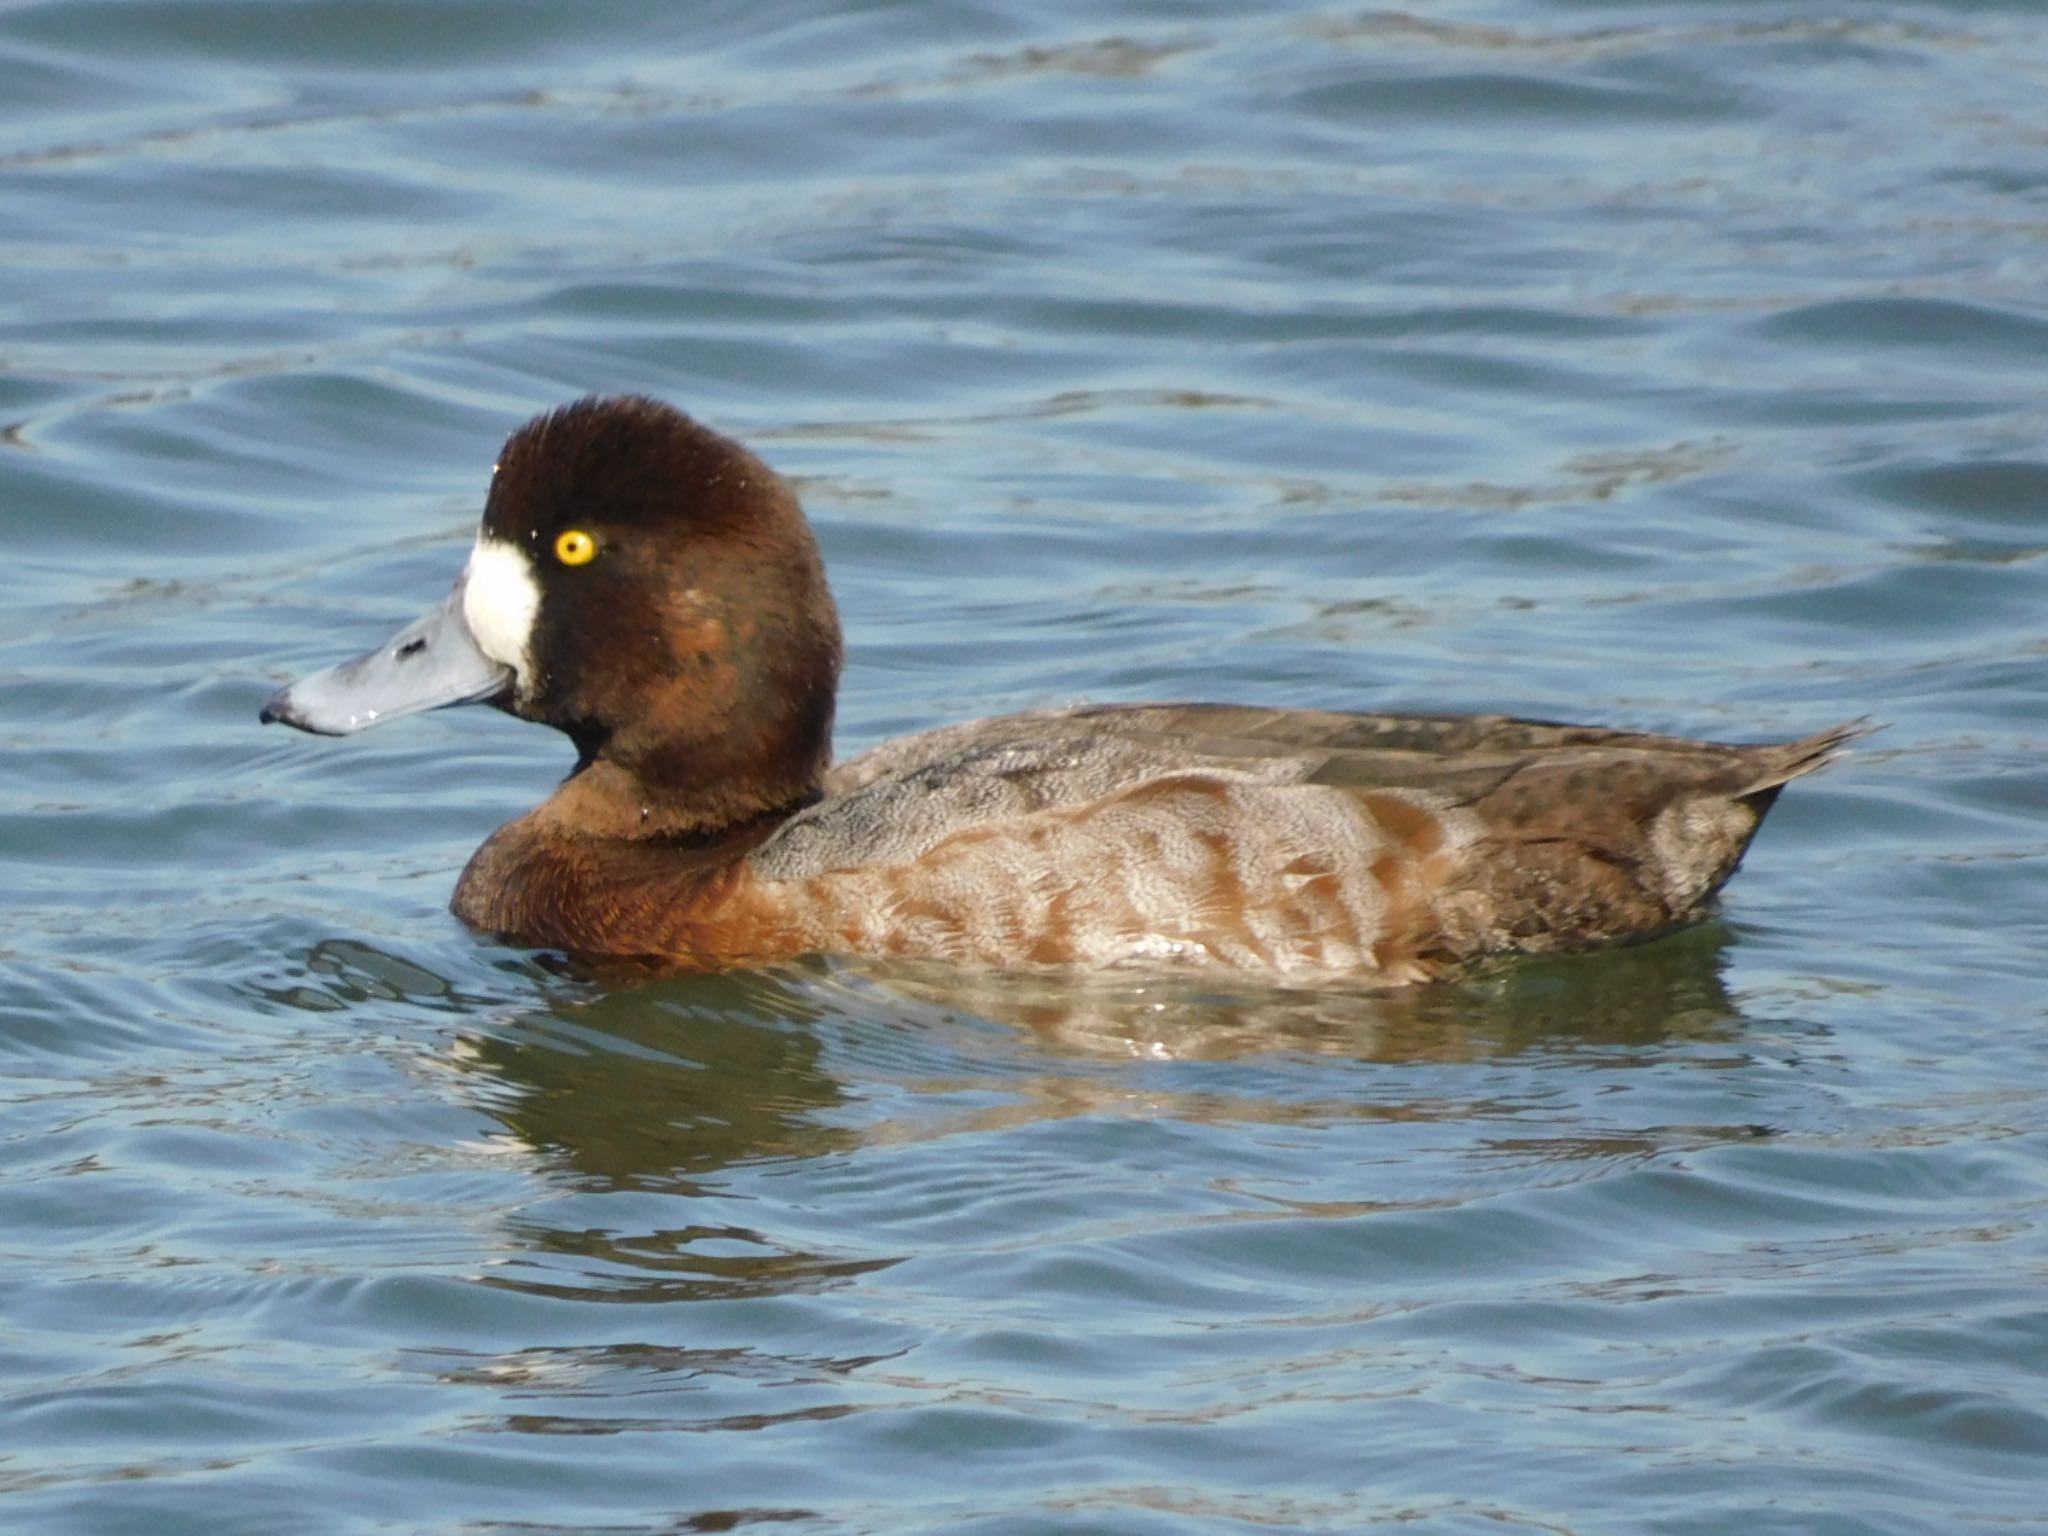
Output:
left=4, top=2, right=2046, bottom=1532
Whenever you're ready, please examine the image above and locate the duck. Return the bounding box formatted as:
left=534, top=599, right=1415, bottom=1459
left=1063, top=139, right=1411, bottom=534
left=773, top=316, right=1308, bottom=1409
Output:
left=261, top=394, right=1861, bottom=983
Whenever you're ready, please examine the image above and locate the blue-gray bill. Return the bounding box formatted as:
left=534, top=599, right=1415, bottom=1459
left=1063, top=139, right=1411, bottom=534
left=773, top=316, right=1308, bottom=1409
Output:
left=259, top=580, right=511, bottom=736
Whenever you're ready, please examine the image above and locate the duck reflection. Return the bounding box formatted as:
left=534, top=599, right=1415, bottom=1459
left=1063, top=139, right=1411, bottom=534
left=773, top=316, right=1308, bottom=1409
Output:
left=429, top=920, right=1745, bottom=1188
left=271, top=924, right=1750, bottom=1319
left=451, top=962, right=862, bottom=1187
left=279, top=922, right=1744, bottom=1195
left=836, top=919, right=1744, bottom=1066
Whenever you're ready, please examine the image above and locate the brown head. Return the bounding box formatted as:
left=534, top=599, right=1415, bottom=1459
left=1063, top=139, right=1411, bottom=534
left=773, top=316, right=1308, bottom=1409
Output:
left=262, top=396, right=844, bottom=835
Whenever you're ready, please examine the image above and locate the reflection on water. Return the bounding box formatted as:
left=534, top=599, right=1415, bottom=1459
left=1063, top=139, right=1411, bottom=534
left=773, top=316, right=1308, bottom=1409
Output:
left=834, top=921, right=1744, bottom=1064
left=400, top=921, right=1749, bottom=1193
left=450, top=968, right=857, bottom=1188
left=249, top=923, right=1762, bottom=1323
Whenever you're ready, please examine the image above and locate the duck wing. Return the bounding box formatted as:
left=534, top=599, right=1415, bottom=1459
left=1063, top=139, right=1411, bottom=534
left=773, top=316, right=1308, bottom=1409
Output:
left=770, top=702, right=1864, bottom=882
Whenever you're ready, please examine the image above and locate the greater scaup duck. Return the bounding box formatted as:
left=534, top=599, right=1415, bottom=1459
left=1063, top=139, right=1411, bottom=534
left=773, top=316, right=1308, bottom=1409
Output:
left=262, top=395, right=1860, bottom=982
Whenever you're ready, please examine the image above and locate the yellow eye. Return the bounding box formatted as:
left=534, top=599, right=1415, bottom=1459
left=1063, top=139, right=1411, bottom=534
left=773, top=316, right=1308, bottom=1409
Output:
left=554, top=529, right=597, bottom=566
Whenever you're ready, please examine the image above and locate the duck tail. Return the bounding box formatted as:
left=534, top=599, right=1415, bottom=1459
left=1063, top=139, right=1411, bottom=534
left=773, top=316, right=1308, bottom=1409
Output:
left=1737, top=718, right=1879, bottom=804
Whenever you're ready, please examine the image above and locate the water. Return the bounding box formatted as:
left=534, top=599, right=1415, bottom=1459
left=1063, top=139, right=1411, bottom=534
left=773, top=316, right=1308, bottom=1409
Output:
left=4, top=2, right=2046, bottom=1531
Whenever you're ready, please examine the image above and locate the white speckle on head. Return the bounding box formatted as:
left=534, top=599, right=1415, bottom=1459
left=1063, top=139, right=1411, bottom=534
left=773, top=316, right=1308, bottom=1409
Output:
left=463, top=536, right=540, bottom=688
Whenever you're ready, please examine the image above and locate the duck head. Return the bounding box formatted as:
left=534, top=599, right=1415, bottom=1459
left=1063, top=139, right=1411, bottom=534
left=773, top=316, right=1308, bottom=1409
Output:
left=262, top=396, right=843, bottom=833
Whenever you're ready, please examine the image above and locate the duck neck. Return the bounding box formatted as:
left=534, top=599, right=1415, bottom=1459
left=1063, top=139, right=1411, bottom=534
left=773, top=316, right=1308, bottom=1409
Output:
left=541, top=757, right=818, bottom=844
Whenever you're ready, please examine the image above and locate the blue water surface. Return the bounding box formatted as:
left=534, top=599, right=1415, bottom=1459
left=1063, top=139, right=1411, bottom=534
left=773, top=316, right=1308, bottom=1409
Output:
left=3, top=2, right=2046, bottom=1533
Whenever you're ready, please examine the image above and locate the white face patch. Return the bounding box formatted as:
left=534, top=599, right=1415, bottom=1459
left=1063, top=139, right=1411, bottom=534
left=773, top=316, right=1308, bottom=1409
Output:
left=462, top=535, right=541, bottom=689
